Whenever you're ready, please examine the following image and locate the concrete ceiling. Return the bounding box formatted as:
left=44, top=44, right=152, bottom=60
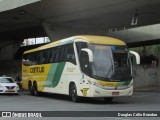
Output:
left=0, top=0, right=160, bottom=40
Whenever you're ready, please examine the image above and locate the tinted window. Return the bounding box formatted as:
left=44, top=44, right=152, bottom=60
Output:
left=23, top=43, right=76, bottom=65
left=60, top=46, right=66, bottom=62
left=76, top=42, right=88, bottom=71
left=43, top=50, right=49, bottom=64
left=23, top=53, right=37, bottom=66
left=66, top=44, right=76, bottom=65
left=0, top=78, right=14, bottom=83
left=76, top=42, right=88, bottom=58
left=55, top=47, right=60, bottom=62
left=80, top=51, right=90, bottom=75
left=48, top=49, right=53, bottom=63
left=38, top=51, right=44, bottom=64
left=23, top=54, right=30, bottom=66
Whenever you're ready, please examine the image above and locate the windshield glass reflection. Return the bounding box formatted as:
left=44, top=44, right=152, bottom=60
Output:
left=89, top=44, right=132, bottom=81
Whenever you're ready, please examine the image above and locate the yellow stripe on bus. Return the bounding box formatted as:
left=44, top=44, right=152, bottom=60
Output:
left=96, top=80, right=118, bottom=87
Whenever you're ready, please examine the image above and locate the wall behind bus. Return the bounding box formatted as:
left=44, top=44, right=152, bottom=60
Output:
left=0, top=60, right=21, bottom=79
left=133, top=56, right=160, bottom=91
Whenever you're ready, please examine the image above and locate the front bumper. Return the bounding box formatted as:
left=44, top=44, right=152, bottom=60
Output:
left=90, top=86, right=133, bottom=97
left=0, top=88, right=19, bottom=94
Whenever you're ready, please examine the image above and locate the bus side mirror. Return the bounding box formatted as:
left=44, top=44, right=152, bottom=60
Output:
left=81, top=48, right=93, bottom=62
left=81, top=48, right=93, bottom=76
left=129, top=51, right=140, bottom=65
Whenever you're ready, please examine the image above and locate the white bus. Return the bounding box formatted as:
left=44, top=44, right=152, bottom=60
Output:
left=22, top=35, right=140, bottom=102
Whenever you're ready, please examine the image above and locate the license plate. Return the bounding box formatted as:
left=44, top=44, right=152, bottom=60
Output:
left=112, top=92, right=119, bottom=95
left=7, top=89, right=15, bottom=92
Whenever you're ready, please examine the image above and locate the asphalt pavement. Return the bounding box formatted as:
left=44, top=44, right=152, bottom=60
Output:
left=0, top=91, right=160, bottom=120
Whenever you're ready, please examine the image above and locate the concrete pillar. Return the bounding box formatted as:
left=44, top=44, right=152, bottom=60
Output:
left=0, top=38, right=22, bottom=60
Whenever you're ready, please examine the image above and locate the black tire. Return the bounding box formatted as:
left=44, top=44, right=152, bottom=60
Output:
left=28, top=82, right=34, bottom=96
left=14, top=93, right=19, bottom=95
left=70, top=84, right=80, bottom=102
left=32, top=84, right=39, bottom=96
left=104, top=97, right=113, bottom=103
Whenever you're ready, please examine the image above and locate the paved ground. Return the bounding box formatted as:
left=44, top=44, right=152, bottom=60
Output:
left=0, top=91, right=160, bottom=120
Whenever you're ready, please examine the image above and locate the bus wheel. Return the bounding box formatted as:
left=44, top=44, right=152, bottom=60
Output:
left=70, top=84, right=80, bottom=102
left=104, top=97, right=113, bottom=103
left=33, top=83, right=39, bottom=96
left=14, top=93, right=19, bottom=96
left=28, top=82, right=34, bottom=96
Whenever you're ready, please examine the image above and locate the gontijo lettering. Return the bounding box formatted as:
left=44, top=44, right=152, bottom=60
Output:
left=30, top=67, right=45, bottom=73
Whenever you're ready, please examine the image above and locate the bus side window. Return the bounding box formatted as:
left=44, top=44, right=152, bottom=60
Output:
left=43, top=50, right=49, bottom=64
left=76, top=42, right=88, bottom=59
left=80, top=51, right=90, bottom=75
left=60, top=45, right=66, bottom=62
left=52, top=48, right=57, bottom=63
left=76, top=42, right=88, bottom=72
left=66, top=44, right=76, bottom=65
left=55, top=47, right=61, bottom=63
left=27, top=54, right=33, bottom=66
left=48, top=49, right=53, bottom=63
left=23, top=54, right=30, bottom=66
left=38, top=51, right=44, bottom=64
left=45, top=49, right=49, bottom=63
left=32, top=52, right=38, bottom=65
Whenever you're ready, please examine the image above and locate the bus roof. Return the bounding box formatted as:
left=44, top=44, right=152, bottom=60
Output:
left=24, top=35, right=126, bottom=54
left=74, top=35, right=126, bottom=45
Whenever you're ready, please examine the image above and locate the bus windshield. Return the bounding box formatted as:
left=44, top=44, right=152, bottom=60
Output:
left=89, top=44, right=132, bottom=81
